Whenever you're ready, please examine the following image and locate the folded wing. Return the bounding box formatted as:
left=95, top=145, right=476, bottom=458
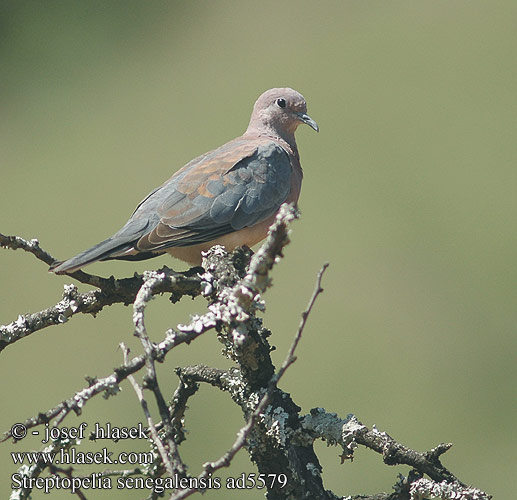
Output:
left=135, top=138, right=292, bottom=251
left=50, top=138, right=292, bottom=273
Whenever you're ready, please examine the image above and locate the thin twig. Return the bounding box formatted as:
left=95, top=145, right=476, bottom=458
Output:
left=132, top=274, right=186, bottom=475
left=274, top=262, right=329, bottom=381
left=0, top=232, right=119, bottom=288
left=97, top=468, right=143, bottom=478
left=122, top=343, right=173, bottom=476
left=48, top=466, right=89, bottom=500
left=0, top=233, right=55, bottom=265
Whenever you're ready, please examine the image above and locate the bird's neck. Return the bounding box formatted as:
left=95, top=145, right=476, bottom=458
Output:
left=244, top=124, right=299, bottom=157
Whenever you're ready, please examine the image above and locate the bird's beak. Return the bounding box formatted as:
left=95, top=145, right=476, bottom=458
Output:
left=297, top=113, right=319, bottom=132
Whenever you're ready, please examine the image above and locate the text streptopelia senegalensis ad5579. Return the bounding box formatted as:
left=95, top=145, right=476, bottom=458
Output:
left=50, top=88, right=318, bottom=273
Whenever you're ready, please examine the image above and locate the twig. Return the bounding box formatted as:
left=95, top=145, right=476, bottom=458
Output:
left=97, top=468, right=143, bottom=478
left=174, top=365, right=229, bottom=391
left=122, top=343, right=173, bottom=476
left=166, top=368, right=203, bottom=443
left=274, top=262, right=329, bottom=381
left=355, top=426, right=458, bottom=484
left=132, top=273, right=186, bottom=475
left=1, top=232, right=122, bottom=288
left=243, top=203, right=300, bottom=293
left=300, top=409, right=467, bottom=487
left=48, top=466, right=89, bottom=500
left=0, top=233, right=55, bottom=266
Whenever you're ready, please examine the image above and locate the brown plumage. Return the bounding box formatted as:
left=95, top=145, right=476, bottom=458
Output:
left=50, top=88, right=318, bottom=274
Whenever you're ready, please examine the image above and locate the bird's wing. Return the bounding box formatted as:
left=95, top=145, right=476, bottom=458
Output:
left=135, top=138, right=292, bottom=251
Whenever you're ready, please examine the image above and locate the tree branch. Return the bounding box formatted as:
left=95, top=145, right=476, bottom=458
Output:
left=0, top=266, right=203, bottom=353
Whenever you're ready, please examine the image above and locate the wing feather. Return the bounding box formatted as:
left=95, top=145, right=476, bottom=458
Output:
left=135, top=139, right=292, bottom=251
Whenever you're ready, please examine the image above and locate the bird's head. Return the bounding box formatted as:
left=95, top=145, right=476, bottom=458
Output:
left=247, top=88, right=319, bottom=142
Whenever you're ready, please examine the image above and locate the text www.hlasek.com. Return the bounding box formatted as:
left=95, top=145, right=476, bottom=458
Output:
left=11, top=447, right=153, bottom=466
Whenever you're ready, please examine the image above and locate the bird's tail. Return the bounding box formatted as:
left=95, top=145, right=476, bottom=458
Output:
left=49, top=217, right=157, bottom=274
left=49, top=237, right=135, bottom=274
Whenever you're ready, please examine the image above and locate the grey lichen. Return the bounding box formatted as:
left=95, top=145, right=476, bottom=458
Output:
left=262, top=405, right=291, bottom=447
left=306, top=462, right=321, bottom=477
left=301, top=408, right=363, bottom=452
left=409, top=478, right=491, bottom=500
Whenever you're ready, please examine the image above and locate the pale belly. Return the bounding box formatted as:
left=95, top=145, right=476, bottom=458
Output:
left=164, top=216, right=274, bottom=265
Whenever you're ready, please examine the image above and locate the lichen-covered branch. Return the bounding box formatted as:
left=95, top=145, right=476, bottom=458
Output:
left=300, top=408, right=458, bottom=482
left=408, top=477, right=489, bottom=500
left=0, top=205, right=299, bottom=442
left=170, top=261, right=329, bottom=500
left=0, top=233, right=56, bottom=266
left=0, top=265, right=203, bottom=353
left=9, top=438, right=78, bottom=500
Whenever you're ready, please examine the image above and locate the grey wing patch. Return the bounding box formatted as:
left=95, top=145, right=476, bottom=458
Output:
left=196, top=142, right=292, bottom=232
left=135, top=141, right=292, bottom=250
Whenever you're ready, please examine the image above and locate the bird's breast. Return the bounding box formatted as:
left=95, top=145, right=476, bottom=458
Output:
left=164, top=217, right=276, bottom=266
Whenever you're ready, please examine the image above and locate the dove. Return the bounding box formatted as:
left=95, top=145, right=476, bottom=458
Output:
left=50, top=87, right=318, bottom=273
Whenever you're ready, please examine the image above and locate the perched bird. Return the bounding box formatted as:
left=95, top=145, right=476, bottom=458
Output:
left=50, top=88, right=318, bottom=274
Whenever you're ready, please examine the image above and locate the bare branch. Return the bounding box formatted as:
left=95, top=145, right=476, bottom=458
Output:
left=2, top=210, right=491, bottom=500
left=175, top=365, right=229, bottom=391
left=300, top=409, right=467, bottom=487
left=166, top=368, right=202, bottom=444
left=0, top=232, right=129, bottom=288
left=0, top=233, right=55, bottom=266
left=274, top=262, right=329, bottom=380
left=98, top=468, right=144, bottom=478
left=243, top=203, right=299, bottom=293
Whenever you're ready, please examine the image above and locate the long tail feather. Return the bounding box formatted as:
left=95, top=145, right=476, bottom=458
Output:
left=49, top=237, right=135, bottom=274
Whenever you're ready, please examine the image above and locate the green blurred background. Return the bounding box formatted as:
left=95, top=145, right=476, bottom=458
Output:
left=1, top=1, right=515, bottom=498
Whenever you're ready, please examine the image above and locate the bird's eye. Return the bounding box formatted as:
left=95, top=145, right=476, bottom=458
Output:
left=276, top=98, right=286, bottom=108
